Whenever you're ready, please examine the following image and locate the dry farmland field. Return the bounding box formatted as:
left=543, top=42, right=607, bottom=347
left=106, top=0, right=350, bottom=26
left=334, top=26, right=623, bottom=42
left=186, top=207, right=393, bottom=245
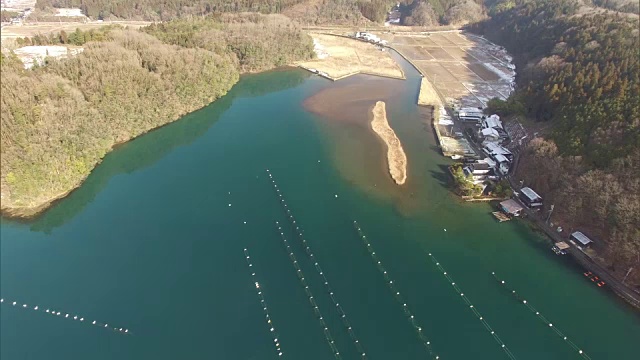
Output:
left=386, top=31, right=515, bottom=109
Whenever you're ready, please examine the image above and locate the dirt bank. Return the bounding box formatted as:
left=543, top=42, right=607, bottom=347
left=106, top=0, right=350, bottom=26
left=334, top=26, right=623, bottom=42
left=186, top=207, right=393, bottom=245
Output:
left=370, top=101, right=407, bottom=185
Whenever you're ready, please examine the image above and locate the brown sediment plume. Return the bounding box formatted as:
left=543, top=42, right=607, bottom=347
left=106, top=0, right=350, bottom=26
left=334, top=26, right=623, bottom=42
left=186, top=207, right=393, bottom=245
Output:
left=370, top=101, right=407, bottom=185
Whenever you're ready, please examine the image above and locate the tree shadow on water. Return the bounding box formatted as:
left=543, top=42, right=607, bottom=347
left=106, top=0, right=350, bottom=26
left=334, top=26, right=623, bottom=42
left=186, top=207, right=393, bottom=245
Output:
left=430, top=164, right=452, bottom=188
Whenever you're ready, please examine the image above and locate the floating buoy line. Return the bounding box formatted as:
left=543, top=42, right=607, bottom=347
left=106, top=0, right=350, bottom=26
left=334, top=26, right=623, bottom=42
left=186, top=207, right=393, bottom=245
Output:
left=243, top=248, right=283, bottom=357
left=353, top=221, right=440, bottom=360
left=267, top=170, right=367, bottom=359
left=427, top=254, right=516, bottom=360
left=491, top=272, right=590, bottom=359
left=274, top=221, right=342, bottom=360
left=0, top=297, right=130, bottom=335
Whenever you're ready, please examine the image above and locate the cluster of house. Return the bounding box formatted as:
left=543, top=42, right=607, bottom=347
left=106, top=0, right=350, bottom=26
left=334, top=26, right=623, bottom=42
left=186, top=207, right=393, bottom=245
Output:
left=0, top=6, right=32, bottom=24
left=456, top=109, right=513, bottom=186
left=353, top=32, right=388, bottom=45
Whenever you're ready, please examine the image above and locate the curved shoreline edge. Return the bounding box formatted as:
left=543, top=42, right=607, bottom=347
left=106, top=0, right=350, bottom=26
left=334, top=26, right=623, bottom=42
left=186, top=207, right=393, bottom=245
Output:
left=0, top=110, right=198, bottom=220
left=370, top=101, right=407, bottom=185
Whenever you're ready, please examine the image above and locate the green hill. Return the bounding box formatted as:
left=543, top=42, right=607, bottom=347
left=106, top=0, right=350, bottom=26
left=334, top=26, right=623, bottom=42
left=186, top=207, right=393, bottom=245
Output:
left=0, top=14, right=314, bottom=217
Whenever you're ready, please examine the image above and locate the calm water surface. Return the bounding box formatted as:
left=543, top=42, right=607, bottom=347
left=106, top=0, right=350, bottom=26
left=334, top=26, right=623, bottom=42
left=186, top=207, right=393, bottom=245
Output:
left=2, top=56, right=639, bottom=360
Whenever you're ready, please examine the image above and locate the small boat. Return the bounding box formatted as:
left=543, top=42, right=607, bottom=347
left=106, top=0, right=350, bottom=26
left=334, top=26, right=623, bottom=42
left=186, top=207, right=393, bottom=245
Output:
left=591, top=276, right=599, bottom=282
left=597, top=281, right=606, bottom=287
left=583, top=271, right=592, bottom=277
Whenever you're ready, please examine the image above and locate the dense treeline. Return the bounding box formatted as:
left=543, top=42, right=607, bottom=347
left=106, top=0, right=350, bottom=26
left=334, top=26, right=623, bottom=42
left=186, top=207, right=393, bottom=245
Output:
left=0, top=14, right=314, bottom=216
left=399, top=0, right=485, bottom=25
left=473, top=0, right=640, bottom=287
left=36, top=0, right=305, bottom=20
left=517, top=140, right=639, bottom=286
left=142, top=13, right=315, bottom=72
left=35, top=0, right=394, bottom=24
left=15, top=26, right=112, bottom=46
left=592, top=0, right=640, bottom=14
left=1, top=10, right=20, bottom=22
left=476, top=0, right=639, bottom=166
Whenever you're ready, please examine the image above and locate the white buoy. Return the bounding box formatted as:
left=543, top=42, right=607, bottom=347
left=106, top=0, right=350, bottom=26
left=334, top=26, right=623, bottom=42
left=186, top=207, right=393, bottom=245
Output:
left=228, top=203, right=232, bottom=207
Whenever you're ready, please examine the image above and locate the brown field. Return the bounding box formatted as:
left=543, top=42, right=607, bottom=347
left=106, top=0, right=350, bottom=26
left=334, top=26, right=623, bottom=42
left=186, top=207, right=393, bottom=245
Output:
left=437, top=82, right=472, bottom=100
left=423, top=46, right=455, bottom=61
left=390, top=31, right=515, bottom=108
left=414, top=36, right=438, bottom=46
left=415, top=47, right=435, bottom=60
left=415, top=62, right=458, bottom=82
left=298, top=33, right=404, bottom=80
left=428, top=34, right=456, bottom=47
left=441, top=32, right=472, bottom=46
left=465, top=63, right=501, bottom=81
left=464, top=47, right=494, bottom=63
left=394, top=45, right=428, bottom=61
left=440, top=46, right=469, bottom=61
left=441, top=63, right=483, bottom=82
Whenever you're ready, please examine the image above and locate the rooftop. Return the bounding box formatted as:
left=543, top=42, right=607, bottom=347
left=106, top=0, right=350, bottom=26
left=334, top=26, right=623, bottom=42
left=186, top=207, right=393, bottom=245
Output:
left=571, top=231, right=593, bottom=246
left=500, top=199, right=523, bottom=215
left=520, top=187, right=542, bottom=201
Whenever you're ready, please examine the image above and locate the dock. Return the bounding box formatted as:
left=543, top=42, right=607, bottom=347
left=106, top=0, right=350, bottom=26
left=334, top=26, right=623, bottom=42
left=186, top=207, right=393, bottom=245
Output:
left=492, top=211, right=510, bottom=222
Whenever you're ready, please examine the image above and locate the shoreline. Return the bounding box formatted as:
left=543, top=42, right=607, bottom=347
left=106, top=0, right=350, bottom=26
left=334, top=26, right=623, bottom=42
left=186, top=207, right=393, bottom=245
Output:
left=1, top=64, right=312, bottom=221
left=0, top=76, right=242, bottom=220
left=370, top=101, right=407, bottom=185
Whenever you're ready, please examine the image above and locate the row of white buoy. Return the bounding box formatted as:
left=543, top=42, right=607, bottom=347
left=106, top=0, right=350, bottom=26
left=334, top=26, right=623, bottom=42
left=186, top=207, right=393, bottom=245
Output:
left=0, top=298, right=130, bottom=334
left=274, top=220, right=342, bottom=360
left=353, top=221, right=439, bottom=360
left=427, top=254, right=516, bottom=360
left=243, top=248, right=283, bottom=357
left=491, top=272, right=590, bottom=359
left=268, top=173, right=367, bottom=359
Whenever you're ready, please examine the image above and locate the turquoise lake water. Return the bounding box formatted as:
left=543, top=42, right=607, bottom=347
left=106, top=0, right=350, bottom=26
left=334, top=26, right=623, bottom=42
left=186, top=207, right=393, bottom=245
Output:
left=1, top=55, right=639, bottom=360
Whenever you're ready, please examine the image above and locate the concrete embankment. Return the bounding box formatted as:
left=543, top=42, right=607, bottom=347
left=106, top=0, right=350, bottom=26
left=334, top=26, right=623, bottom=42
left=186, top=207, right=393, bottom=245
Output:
left=390, top=46, right=453, bottom=157
left=370, top=101, right=407, bottom=185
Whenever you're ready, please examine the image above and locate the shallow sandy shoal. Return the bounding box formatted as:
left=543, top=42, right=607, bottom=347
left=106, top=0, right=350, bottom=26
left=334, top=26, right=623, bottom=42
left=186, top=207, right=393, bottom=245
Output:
left=370, top=101, right=407, bottom=185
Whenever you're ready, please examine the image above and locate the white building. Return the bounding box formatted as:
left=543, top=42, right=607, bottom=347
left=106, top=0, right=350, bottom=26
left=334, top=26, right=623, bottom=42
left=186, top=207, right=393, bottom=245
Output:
left=482, top=114, right=502, bottom=130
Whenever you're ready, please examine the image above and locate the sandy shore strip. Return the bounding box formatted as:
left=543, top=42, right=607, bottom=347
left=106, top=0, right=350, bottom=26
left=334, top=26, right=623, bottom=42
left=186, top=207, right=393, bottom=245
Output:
left=370, top=101, right=407, bottom=185
left=298, top=33, right=404, bottom=81
left=417, top=78, right=441, bottom=107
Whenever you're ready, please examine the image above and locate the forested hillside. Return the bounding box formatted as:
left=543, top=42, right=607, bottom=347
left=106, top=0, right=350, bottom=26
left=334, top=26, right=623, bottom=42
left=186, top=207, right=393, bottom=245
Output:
left=34, top=0, right=483, bottom=25
left=399, top=0, right=485, bottom=26
left=35, top=0, right=396, bottom=23
left=0, top=14, right=314, bottom=217
left=472, top=0, right=640, bottom=287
